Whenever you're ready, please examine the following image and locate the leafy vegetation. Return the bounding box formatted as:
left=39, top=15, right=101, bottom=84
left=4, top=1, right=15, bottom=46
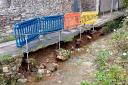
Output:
left=0, top=54, right=23, bottom=85
left=96, top=50, right=111, bottom=69
left=0, top=54, right=13, bottom=65
left=57, top=48, right=71, bottom=59
left=94, top=50, right=127, bottom=85
left=103, top=17, right=124, bottom=34
left=29, top=58, right=37, bottom=66
left=81, top=80, right=89, bottom=85
left=81, top=50, right=127, bottom=85
left=112, top=16, right=128, bottom=60
left=0, top=35, right=15, bottom=44
left=123, top=0, right=128, bottom=7
left=81, top=16, right=128, bottom=85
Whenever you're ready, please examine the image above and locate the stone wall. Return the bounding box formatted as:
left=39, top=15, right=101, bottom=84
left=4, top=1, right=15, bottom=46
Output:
left=0, top=0, right=72, bottom=18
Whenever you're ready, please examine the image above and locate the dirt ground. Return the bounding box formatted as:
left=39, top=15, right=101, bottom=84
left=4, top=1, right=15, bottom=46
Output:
left=19, top=27, right=114, bottom=85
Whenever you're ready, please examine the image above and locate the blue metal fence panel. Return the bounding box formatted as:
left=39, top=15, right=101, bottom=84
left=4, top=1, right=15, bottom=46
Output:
left=40, top=15, right=64, bottom=34
left=14, top=15, right=64, bottom=48
left=14, top=18, right=40, bottom=48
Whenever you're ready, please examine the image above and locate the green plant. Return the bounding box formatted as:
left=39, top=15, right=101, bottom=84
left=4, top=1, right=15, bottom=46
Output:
left=103, top=17, right=124, bottom=34
left=76, top=59, right=83, bottom=66
left=81, top=80, right=90, bottom=85
left=96, top=50, right=111, bottom=59
left=0, top=54, right=13, bottom=65
left=96, top=50, right=111, bottom=68
left=112, top=17, right=128, bottom=60
left=97, top=65, right=127, bottom=84
left=0, top=74, right=4, bottom=85
left=82, top=17, right=128, bottom=85
left=29, top=58, right=37, bottom=66
left=57, top=48, right=71, bottom=59
left=35, top=74, right=43, bottom=82
left=94, top=49, right=127, bottom=85
left=123, top=0, right=128, bottom=7
left=0, top=35, right=15, bottom=44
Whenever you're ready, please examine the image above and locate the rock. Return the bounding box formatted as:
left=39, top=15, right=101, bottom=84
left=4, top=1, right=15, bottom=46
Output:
left=13, top=16, right=21, bottom=21
left=71, top=46, right=75, bottom=51
left=12, top=66, right=17, bottom=71
left=58, top=80, right=62, bottom=83
left=46, top=70, right=51, bottom=74
left=87, top=35, right=92, bottom=39
left=56, top=55, right=68, bottom=61
left=39, top=64, right=46, bottom=69
left=37, top=69, right=45, bottom=75
left=17, top=73, right=23, bottom=79
left=46, top=73, right=51, bottom=77
left=3, top=66, right=9, bottom=73
left=47, top=63, right=59, bottom=72
left=75, top=39, right=82, bottom=48
left=31, top=67, right=37, bottom=72
left=76, top=48, right=81, bottom=52
left=17, top=78, right=27, bottom=83
left=27, top=76, right=33, bottom=82
left=5, top=72, right=12, bottom=76
left=46, top=58, right=49, bottom=63
left=53, top=63, right=59, bottom=67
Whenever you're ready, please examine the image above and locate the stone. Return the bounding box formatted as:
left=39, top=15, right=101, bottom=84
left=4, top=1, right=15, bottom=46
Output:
left=46, top=70, right=51, bottom=74
left=58, top=80, right=62, bottom=83
left=71, top=46, right=75, bottom=51
left=37, top=69, right=45, bottom=75
left=87, top=35, right=92, bottom=39
left=46, top=58, right=49, bottom=63
left=5, top=72, right=12, bottom=76
left=13, top=16, right=21, bottom=21
left=75, top=39, right=82, bottom=48
left=53, top=63, right=59, bottom=67
left=12, top=66, right=17, bottom=71
left=17, top=78, right=27, bottom=83
left=27, top=76, right=33, bottom=82
left=46, top=73, right=51, bottom=77
left=56, top=55, right=68, bottom=61
left=3, top=66, right=9, bottom=73
left=39, top=64, right=46, bottom=69
left=31, top=67, right=37, bottom=72
left=47, top=63, right=59, bottom=72
left=17, top=73, right=23, bottom=79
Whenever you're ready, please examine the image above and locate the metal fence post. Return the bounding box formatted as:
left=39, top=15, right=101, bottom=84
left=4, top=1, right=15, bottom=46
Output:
left=59, top=31, right=61, bottom=49
left=25, top=34, right=30, bottom=71
left=79, top=27, right=82, bottom=39
left=111, top=0, right=114, bottom=13
left=93, top=24, right=95, bottom=31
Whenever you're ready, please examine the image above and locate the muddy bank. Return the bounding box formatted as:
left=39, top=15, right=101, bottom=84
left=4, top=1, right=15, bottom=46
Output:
left=18, top=27, right=103, bottom=84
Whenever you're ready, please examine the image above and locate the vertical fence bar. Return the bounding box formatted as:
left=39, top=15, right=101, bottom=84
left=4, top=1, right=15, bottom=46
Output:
left=80, top=0, right=82, bottom=40
left=25, top=34, right=30, bottom=71
left=111, top=0, right=114, bottom=14
left=59, top=31, right=61, bottom=49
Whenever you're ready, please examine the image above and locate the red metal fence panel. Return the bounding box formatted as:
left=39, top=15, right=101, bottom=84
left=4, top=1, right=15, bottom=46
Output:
left=64, top=12, right=80, bottom=30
